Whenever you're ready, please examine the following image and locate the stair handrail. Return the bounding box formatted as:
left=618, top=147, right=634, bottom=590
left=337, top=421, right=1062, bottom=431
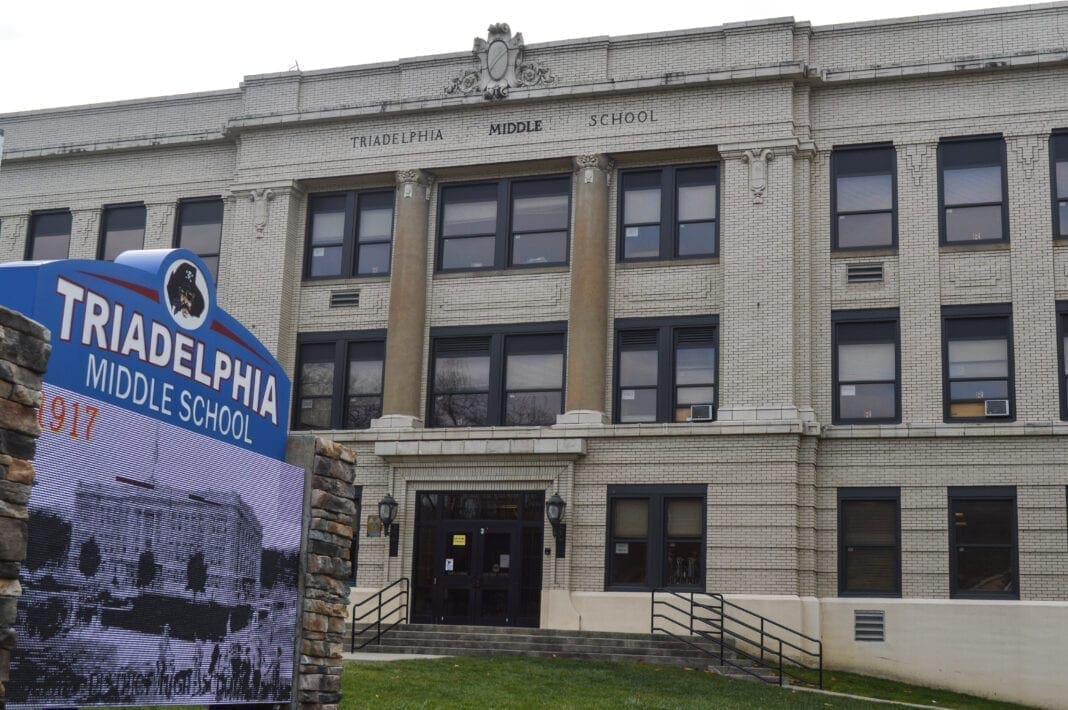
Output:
left=350, top=577, right=409, bottom=651
left=650, top=589, right=822, bottom=689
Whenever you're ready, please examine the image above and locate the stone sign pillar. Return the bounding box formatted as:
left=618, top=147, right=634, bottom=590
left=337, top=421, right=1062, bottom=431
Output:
left=298, top=437, right=357, bottom=710
left=0, top=307, right=51, bottom=709
left=558, top=154, right=613, bottom=426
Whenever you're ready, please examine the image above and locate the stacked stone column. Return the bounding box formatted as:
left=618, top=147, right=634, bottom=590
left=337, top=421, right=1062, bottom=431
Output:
left=0, top=307, right=51, bottom=709
left=299, top=437, right=357, bottom=710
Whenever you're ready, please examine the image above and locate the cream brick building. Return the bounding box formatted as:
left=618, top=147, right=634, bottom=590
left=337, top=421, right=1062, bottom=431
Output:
left=3, top=5, right=1068, bottom=705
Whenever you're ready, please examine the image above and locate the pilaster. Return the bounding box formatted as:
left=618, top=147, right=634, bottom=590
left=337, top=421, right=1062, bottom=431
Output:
left=144, top=202, right=176, bottom=250
left=68, top=208, right=102, bottom=260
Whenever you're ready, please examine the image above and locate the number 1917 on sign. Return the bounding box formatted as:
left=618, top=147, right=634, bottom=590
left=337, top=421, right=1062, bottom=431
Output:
left=36, top=393, right=100, bottom=441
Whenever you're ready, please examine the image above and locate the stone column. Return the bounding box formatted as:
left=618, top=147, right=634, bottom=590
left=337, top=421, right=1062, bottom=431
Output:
left=557, top=154, right=613, bottom=426
left=374, top=169, right=432, bottom=429
left=0, top=306, right=51, bottom=708
left=298, top=437, right=357, bottom=710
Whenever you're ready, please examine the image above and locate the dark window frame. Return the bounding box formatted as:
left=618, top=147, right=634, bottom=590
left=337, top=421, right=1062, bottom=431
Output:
left=97, top=202, right=146, bottom=261
left=1052, top=131, right=1068, bottom=240
left=435, top=175, right=573, bottom=273
left=617, top=163, right=721, bottom=262
left=25, top=208, right=73, bottom=261
left=303, top=188, right=396, bottom=281
left=426, top=321, right=568, bottom=427
left=173, top=196, right=225, bottom=280
left=613, top=315, right=720, bottom=424
left=941, top=303, right=1015, bottom=423
left=832, top=309, right=901, bottom=425
left=830, top=143, right=898, bottom=252
left=937, top=135, right=1010, bottom=246
left=837, top=487, right=901, bottom=598
left=1059, top=301, right=1068, bottom=420
left=604, top=484, right=707, bottom=592
left=293, top=330, right=387, bottom=431
left=948, top=486, right=1018, bottom=600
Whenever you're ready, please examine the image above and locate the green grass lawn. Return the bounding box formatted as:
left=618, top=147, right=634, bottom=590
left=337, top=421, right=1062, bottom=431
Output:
left=341, top=656, right=1031, bottom=709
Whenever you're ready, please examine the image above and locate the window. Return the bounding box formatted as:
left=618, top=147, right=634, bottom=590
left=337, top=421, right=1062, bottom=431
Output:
left=606, top=485, right=705, bottom=590
left=1059, top=303, right=1068, bottom=420
left=832, top=145, right=896, bottom=250
left=293, top=331, right=385, bottom=430
left=619, top=165, right=719, bottom=260
left=838, top=488, right=900, bottom=597
left=614, top=317, right=718, bottom=423
left=1053, top=132, right=1068, bottom=239
left=942, top=305, right=1013, bottom=421
left=428, top=323, right=566, bottom=427
left=949, top=487, right=1017, bottom=599
left=176, top=198, right=224, bottom=281
left=99, top=204, right=145, bottom=261
left=26, top=210, right=72, bottom=260
left=437, top=176, right=570, bottom=271
left=938, top=136, right=1008, bottom=244
left=305, top=190, right=394, bottom=279
left=832, top=310, right=900, bottom=424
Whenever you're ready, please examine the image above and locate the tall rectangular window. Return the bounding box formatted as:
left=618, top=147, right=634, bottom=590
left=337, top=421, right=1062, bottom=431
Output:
left=429, top=324, right=566, bottom=427
left=619, top=165, right=718, bottom=260
left=437, top=176, right=570, bottom=272
left=304, top=189, right=394, bottom=279
left=26, top=210, right=72, bottom=261
left=614, top=317, right=718, bottom=423
left=939, top=136, right=1008, bottom=244
left=838, top=488, right=900, bottom=597
left=942, top=305, right=1013, bottom=421
left=1059, top=303, right=1068, bottom=420
left=833, top=310, right=900, bottom=424
left=294, top=332, right=385, bottom=430
left=99, top=204, right=146, bottom=261
left=832, top=145, right=896, bottom=250
left=1052, top=132, right=1068, bottom=239
left=949, top=487, right=1017, bottom=599
left=176, top=198, right=224, bottom=280
left=606, top=485, right=705, bottom=591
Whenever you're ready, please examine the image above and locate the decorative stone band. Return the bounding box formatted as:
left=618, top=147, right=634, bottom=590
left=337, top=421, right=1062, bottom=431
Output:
left=572, top=154, right=615, bottom=186
left=396, top=169, right=433, bottom=201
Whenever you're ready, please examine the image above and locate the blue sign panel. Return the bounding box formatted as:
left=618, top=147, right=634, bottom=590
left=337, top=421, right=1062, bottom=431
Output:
left=0, top=250, right=302, bottom=707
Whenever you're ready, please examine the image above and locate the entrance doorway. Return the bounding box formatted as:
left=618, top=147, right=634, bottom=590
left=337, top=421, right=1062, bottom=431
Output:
left=411, top=491, right=544, bottom=627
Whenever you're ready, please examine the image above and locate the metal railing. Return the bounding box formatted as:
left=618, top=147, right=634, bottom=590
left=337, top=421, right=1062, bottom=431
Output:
left=650, top=589, right=822, bottom=689
left=350, top=577, right=409, bottom=651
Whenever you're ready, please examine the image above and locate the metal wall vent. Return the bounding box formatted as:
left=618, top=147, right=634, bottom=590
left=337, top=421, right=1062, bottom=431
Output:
left=854, top=610, right=885, bottom=642
left=846, top=263, right=884, bottom=284
left=329, top=289, right=360, bottom=308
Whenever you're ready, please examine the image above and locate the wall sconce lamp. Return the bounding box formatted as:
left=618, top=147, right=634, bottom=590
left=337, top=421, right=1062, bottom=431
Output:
left=545, top=492, right=566, bottom=559
left=378, top=493, right=399, bottom=557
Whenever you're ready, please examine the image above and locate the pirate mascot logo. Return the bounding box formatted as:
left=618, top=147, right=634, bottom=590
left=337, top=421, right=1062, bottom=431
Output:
left=164, top=259, right=209, bottom=329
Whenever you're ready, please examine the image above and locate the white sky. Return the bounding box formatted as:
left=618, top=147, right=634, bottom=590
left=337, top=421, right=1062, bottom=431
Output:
left=0, top=0, right=1037, bottom=114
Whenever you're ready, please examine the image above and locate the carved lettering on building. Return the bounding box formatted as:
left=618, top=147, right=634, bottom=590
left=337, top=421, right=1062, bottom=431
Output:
left=489, top=120, right=543, bottom=136
left=352, top=129, right=445, bottom=149
left=588, top=110, right=657, bottom=127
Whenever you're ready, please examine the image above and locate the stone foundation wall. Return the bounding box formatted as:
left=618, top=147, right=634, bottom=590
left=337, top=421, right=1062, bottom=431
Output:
left=298, top=438, right=356, bottom=710
left=0, top=306, right=50, bottom=709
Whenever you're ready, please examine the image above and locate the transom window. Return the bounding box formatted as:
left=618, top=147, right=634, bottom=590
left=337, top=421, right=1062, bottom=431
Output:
left=437, top=176, right=570, bottom=271
left=1053, top=132, right=1068, bottom=238
left=27, top=210, right=72, bottom=261
left=619, top=165, right=718, bottom=260
left=99, top=204, right=146, bottom=261
left=615, top=317, right=718, bottom=423
left=429, top=324, right=566, bottom=427
left=949, top=487, right=1017, bottom=599
left=939, top=136, right=1008, bottom=244
left=305, top=189, right=394, bottom=279
left=832, top=145, right=896, bottom=250
left=942, top=305, right=1013, bottom=422
left=833, top=310, right=900, bottom=424
left=294, top=332, right=385, bottom=430
left=606, top=485, right=705, bottom=591
left=838, top=488, right=900, bottom=597
left=176, top=198, right=224, bottom=281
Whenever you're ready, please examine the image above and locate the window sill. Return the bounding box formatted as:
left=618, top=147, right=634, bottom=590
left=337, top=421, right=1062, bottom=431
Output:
left=616, top=257, right=719, bottom=269
left=301, top=275, right=391, bottom=286
left=838, top=591, right=902, bottom=598
left=434, top=264, right=570, bottom=280
left=830, top=248, right=897, bottom=260
left=938, top=242, right=1010, bottom=254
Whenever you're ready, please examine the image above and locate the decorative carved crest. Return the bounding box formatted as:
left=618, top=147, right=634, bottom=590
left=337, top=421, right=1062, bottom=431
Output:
left=397, top=169, right=433, bottom=200
left=741, top=149, right=774, bottom=204
left=573, top=155, right=615, bottom=185
left=250, top=188, right=275, bottom=236
left=445, top=23, right=557, bottom=100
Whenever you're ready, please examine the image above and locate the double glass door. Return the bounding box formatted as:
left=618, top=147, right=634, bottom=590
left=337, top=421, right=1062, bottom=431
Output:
left=439, top=523, right=518, bottom=625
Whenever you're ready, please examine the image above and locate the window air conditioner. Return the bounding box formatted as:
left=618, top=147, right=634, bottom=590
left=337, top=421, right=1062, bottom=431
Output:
left=688, top=404, right=714, bottom=422
left=984, top=399, right=1010, bottom=417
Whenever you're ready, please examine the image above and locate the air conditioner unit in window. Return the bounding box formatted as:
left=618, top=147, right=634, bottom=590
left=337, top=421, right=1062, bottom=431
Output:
left=984, top=399, right=1011, bottom=417
left=688, top=404, right=714, bottom=422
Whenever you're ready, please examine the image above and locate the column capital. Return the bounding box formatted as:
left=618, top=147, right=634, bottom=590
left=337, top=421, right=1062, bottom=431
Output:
left=572, top=154, right=615, bottom=185
left=396, top=169, right=434, bottom=200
